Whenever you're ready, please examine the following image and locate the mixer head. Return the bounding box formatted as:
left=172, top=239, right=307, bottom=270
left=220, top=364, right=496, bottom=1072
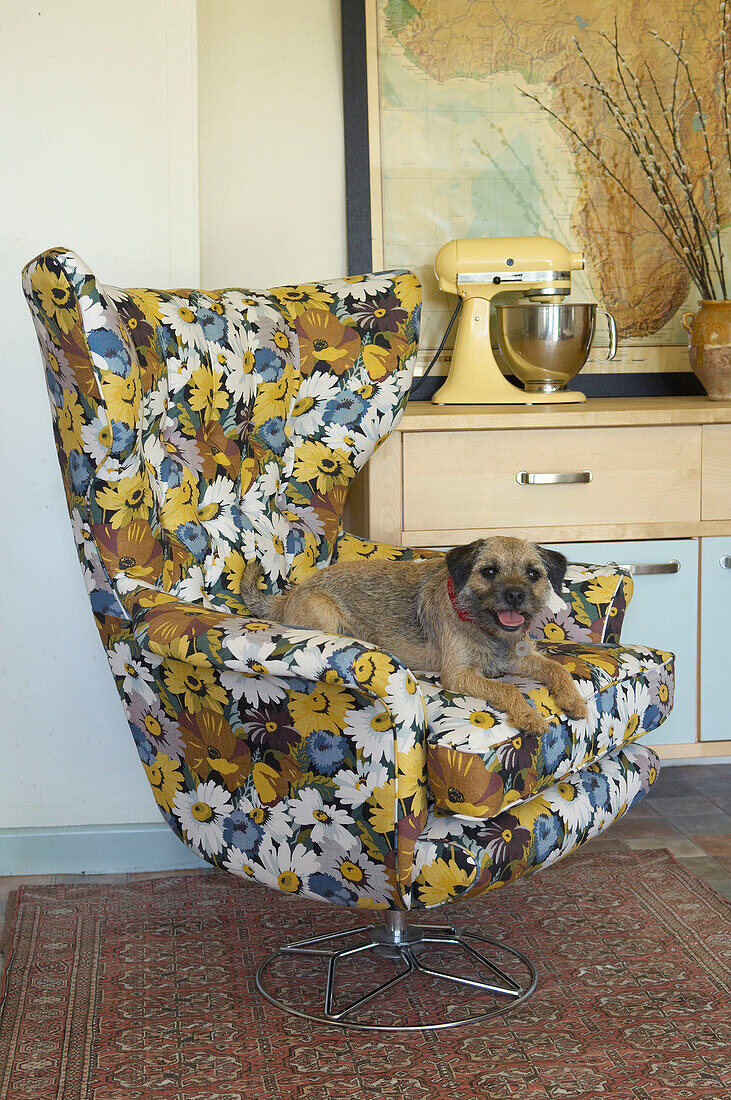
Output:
left=434, top=236, right=584, bottom=302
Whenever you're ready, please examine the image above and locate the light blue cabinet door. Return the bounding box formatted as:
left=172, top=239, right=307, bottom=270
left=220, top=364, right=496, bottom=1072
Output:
left=548, top=540, right=698, bottom=746
left=699, top=537, right=731, bottom=742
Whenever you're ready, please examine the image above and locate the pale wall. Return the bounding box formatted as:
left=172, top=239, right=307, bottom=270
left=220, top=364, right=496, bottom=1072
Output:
left=1, top=0, right=346, bottom=844
left=197, top=0, right=347, bottom=288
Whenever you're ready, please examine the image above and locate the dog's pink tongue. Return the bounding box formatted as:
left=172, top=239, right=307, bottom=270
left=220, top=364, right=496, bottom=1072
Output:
left=497, top=610, right=525, bottom=627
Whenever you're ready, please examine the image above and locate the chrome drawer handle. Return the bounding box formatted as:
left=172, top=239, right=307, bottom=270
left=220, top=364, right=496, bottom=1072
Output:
left=516, top=470, right=593, bottom=485
left=720, top=556, right=731, bottom=569
left=622, top=560, right=681, bottom=576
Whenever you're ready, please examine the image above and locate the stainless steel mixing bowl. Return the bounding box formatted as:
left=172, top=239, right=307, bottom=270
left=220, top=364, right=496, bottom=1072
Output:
left=495, top=303, right=617, bottom=392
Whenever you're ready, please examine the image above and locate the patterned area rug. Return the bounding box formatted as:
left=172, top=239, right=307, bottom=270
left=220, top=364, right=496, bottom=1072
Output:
left=1, top=850, right=728, bottom=1100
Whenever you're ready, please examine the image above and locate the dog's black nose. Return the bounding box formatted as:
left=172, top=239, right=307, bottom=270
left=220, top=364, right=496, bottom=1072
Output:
left=503, top=587, right=525, bottom=608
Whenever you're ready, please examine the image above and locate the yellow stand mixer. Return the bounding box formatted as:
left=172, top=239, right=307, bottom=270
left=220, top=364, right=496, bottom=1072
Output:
left=432, top=236, right=589, bottom=405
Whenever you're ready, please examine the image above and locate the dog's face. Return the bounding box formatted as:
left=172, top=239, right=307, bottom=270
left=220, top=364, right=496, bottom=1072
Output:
left=445, top=536, right=566, bottom=637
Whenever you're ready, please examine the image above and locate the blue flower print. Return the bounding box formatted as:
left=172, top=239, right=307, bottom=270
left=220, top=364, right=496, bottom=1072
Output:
left=305, top=730, right=347, bottom=775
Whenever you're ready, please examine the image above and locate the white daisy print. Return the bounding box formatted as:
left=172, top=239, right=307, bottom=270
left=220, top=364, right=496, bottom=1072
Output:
left=108, top=641, right=160, bottom=703
left=221, top=329, right=262, bottom=403
left=159, top=296, right=207, bottom=351
left=320, top=843, right=392, bottom=904
left=173, top=565, right=206, bottom=604
left=287, top=374, right=340, bottom=439
left=343, top=708, right=391, bottom=765
left=166, top=350, right=200, bottom=395
left=257, top=837, right=319, bottom=896
left=197, top=475, right=238, bottom=542
left=289, top=788, right=356, bottom=851
left=550, top=776, right=595, bottom=834
left=616, top=681, right=652, bottom=744
left=326, top=274, right=393, bottom=302
left=334, top=762, right=388, bottom=809
left=80, top=414, right=114, bottom=462
left=384, top=667, right=426, bottom=746
left=173, top=780, right=232, bottom=855
left=256, top=513, right=290, bottom=582
left=232, top=791, right=293, bottom=844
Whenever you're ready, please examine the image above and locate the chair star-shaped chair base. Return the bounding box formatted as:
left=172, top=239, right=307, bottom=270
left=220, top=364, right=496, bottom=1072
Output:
left=255, top=911, right=538, bottom=1031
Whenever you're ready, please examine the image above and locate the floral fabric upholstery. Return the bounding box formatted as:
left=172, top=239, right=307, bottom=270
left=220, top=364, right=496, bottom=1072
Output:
left=23, top=247, right=667, bottom=915
left=422, top=642, right=673, bottom=818
left=529, top=561, right=633, bottom=645
left=412, top=742, right=658, bottom=909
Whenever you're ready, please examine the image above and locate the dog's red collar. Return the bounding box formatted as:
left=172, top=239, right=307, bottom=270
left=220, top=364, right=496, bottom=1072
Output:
left=447, top=575, right=489, bottom=630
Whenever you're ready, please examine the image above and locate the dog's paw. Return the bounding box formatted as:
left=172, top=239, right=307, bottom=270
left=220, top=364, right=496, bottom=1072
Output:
left=561, top=694, right=588, bottom=721
left=513, top=709, right=550, bottom=734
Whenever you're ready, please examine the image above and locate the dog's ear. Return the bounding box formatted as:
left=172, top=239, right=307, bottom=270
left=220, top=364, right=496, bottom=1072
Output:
left=537, top=546, right=568, bottom=597
left=445, top=540, right=484, bottom=594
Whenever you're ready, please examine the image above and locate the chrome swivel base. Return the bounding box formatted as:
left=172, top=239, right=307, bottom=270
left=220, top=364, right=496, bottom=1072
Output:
left=256, top=911, right=538, bottom=1031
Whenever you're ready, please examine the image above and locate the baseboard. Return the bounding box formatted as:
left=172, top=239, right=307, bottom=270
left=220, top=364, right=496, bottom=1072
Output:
left=0, top=822, right=204, bottom=876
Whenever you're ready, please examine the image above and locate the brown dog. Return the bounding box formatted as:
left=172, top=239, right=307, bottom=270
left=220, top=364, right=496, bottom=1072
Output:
left=241, top=536, right=587, bottom=733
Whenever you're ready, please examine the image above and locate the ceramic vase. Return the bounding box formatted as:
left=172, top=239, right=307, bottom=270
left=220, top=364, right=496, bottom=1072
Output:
left=682, top=300, right=731, bottom=400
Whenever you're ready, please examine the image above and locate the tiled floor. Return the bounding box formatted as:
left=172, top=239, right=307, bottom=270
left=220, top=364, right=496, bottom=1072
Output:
left=1, top=764, right=729, bottom=971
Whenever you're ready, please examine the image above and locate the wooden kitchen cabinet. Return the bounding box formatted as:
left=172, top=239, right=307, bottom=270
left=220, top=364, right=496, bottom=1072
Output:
left=346, top=397, right=731, bottom=759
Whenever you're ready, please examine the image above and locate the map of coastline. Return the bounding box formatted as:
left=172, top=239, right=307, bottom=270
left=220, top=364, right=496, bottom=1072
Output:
left=376, top=0, right=730, bottom=358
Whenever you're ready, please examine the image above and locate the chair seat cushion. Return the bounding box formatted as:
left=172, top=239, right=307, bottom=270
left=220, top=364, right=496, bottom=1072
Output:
left=420, top=641, right=673, bottom=819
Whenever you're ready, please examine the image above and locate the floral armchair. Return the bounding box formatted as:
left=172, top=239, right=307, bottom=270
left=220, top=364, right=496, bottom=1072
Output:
left=23, top=248, right=674, bottom=1029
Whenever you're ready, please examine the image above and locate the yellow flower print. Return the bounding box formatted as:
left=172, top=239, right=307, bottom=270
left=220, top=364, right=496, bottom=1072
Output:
left=569, top=593, right=592, bottom=627
left=143, top=752, right=183, bottom=811
left=366, top=778, right=397, bottom=834
left=101, top=370, right=141, bottom=428
left=526, top=685, right=555, bottom=719
left=252, top=364, right=299, bottom=425
left=95, top=472, right=153, bottom=529
left=512, top=795, right=552, bottom=831
left=543, top=620, right=567, bottom=642
left=370, top=710, right=392, bottom=733
left=159, top=468, right=199, bottom=533
left=469, top=710, right=496, bottom=729
left=624, top=711, right=640, bottom=739
left=393, top=272, right=421, bottom=315
left=292, top=440, right=356, bottom=493
left=128, top=289, right=164, bottom=327
left=223, top=549, right=246, bottom=595
left=58, top=390, right=85, bottom=453
left=31, top=263, right=77, bottom=332
left=187, top=363, right=229, bottom=422
left=160, top=642, right=227, bottom=714
left=352, top=650, right=397, bottom=695
left=287, top=684, right=355, bottom=735
left=239, top=457, right=258, bottom=497
left=251, top=762, right=281, bottom=804
left=416, top=850, right=475, bottom=907
left=397, top=746, right=427, bottom=815
left=287, top=533, right=320, bottom=585
left=270, top=283, right=335, bottom=320
left=584, top=575, right=620, bottom=607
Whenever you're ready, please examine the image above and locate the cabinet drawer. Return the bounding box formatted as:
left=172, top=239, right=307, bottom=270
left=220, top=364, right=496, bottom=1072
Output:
left=402, top=426, right=701, bottom=532
left=702, top=424, right=731, bottom=519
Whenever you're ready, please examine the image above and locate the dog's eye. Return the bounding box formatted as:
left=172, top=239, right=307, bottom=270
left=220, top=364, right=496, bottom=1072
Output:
left=481, top=566, right=498, bottom=579
left=526, top=568, right=541, bottom=582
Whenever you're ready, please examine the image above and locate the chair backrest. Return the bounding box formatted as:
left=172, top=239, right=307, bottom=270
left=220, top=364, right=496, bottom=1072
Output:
left=23, top=249, right=421, bottom=634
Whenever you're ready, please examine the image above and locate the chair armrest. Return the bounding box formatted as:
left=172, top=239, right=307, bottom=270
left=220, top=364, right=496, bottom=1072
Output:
left=531, top=561, right=634, bottom=645
left=123, top=586, right=428, bottom=715
left=122, top=584, right=429, bottom=905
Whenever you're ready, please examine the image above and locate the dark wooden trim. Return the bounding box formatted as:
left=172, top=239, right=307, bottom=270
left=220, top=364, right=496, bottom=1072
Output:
left=341, top=0, right=372, bottom=274
left=409, top=371, right=706, bottom=401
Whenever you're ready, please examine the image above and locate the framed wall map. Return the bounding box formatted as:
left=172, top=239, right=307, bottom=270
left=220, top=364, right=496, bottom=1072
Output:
left=341, top=0, right=727, bottom=396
